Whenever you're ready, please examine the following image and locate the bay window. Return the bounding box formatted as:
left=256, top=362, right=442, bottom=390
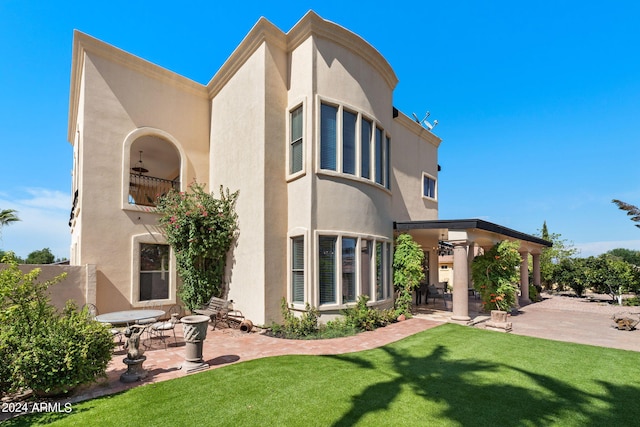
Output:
left=318, top=101, right=390, bottom=190
left=317, top=234, right=391, bottom=306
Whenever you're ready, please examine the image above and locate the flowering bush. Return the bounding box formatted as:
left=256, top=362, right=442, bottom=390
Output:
left=471, top=240, right=522, bottom=312
left=156, top=182, right=239, bottom=311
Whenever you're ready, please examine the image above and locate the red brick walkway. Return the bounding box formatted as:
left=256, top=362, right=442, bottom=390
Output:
left=71, top=317, right=442, bottom=404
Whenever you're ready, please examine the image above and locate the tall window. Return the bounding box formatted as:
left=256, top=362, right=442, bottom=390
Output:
left=342, top=238, right=357, bottom=303
left=139, top=243, right=169, bottom=301
left=319, top=236, right=337, bottom=304
left=423, top=174, right=437, bottom=199
left=375, top=127, right=384, bottom=185
left=361, top=118, right=372, bottom=179
left=360, top=239, right=372, bottom=299
left=385, top=136, right=391, bottom=190
left=320, top=104, right=337, bottom=170
left=290, top=106, right=303, bottom=174
left=291, top=237, right=305, bottom=303
left=376, top=242, right=384, bottom=300
left=342, top=110, right=357, bottom=175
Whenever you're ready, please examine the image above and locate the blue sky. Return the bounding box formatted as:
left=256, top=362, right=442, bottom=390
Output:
left=1, top=0, right=640, bottom=259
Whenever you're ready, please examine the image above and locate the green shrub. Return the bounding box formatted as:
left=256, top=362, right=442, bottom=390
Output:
left=342, top=296, right=395, bottom=331
left=0, top=254, right=113, bottom=396
left=321, top=318, right=358, bottom=339
left=273, top=298, right=320, bottom=339
left=271, top=297, right=396, bottom=339
left=529, top=284, right=539, bottom=302
left=623, top=296, right=640, bottom=306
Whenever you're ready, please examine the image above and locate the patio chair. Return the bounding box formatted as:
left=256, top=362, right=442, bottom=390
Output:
left=150, top=304, right=182, bottom=348
left=194, top=296, right=244, bottom=329
left=427, top=285, right=447, bottom=307
left=83, top=303, right=123, bottom=345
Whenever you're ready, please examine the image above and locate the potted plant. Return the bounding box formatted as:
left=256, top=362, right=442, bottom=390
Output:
left=471, top=240, right=522, bottom=321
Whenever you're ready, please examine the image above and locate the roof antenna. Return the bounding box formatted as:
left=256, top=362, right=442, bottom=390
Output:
left=412, top=111, right=438, bottom=131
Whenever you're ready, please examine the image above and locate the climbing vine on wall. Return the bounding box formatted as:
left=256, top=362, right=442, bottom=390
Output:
left=156, top=182, right=239, bottom=311
left=471, top=240, right=522, bottom=312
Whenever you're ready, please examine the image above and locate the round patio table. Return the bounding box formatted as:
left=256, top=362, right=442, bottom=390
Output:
left=95, top=309, right=166, bottom=326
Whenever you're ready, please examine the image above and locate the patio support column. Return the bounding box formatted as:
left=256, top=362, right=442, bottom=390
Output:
left=451, top=241, right=470, bottom=321
left=519, top=251, right=530, bottom=304
left=532, top=253, right=541, bottom=290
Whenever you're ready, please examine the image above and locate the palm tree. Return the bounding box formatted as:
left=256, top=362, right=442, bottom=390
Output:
left=0, top=208, right=20, bottom=237
left=612, top=199, right=640, bottom=228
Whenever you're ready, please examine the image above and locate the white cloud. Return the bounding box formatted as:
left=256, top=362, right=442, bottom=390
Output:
left=0, top=188, right=70, bottom=260
left=575, top=240, right=640, bottom=258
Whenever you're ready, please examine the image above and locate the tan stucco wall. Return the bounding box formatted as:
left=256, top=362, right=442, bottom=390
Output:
left=9, top=264, right=93, bottom=312
left=209, top=41, right=290, bottom=324
left=71, top=37, right=210, bottom=313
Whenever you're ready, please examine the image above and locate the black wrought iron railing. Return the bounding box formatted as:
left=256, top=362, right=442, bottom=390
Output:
left=129, top=173, right=180, bottom=207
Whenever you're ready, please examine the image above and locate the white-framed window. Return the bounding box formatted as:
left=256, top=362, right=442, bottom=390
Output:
left=342, top=109, right=357, bottom=175
left=318, top=99, right=390, bottom=190
left=131, top=233, right=176, bottom=306
left=320, top=103, right=338, bottom=171
left=139, top=243, right=170, bottom=301
left=361, top=117, right=372, bottom=179
left=423, top=173, right=437, bottom=200
left=317, top=233, right=391, bottom=307
left=290, top=105, right=304, bottom=174
left=291, top=236, right=305, bottom=304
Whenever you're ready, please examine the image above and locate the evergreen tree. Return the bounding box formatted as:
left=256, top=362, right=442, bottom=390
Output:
left=535, top=221, right=577, bottom=290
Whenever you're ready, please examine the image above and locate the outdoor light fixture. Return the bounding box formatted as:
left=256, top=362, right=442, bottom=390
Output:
left=131, top=151, right=149, bottom=174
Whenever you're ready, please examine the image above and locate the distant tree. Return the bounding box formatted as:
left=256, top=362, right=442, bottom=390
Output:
left=583, top=254, right=640, bottom=302
left=25, top=248, right=55, bottom=264
left=553, top=257, right=588, bottom=296
left=612, top=199, right=640, bottom=228
left=534, top=221, right=578, bottom=290
left=0, top=209, right=20, bottom=238
left=0, top=250, right=24, bottom=264
left=607, top=248, right=640, bottom=266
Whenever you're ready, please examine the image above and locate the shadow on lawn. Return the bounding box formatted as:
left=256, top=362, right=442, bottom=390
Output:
left=330, top=344, right=640, bottom=426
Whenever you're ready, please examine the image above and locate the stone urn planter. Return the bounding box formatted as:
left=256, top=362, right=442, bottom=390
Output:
left=180, top=315, right=211, bottom=373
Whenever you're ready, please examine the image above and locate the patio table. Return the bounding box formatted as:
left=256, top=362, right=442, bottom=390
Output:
left=95, top=309, right=166, bottom=326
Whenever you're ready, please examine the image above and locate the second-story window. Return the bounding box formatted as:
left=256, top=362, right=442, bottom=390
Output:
left=423, top=173, right=437, bottom=200
left=342, top=110, right=357, bottom=175
left=290, top=106, right=303, bottom=174
left=320, top=104, right=338, bottom=171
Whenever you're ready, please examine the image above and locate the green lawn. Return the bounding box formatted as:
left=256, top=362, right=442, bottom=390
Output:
left=8, top=323, right=640, bottom=426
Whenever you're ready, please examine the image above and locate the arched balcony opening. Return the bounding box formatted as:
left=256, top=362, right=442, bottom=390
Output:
left=128, top=135, right=181, bottom=207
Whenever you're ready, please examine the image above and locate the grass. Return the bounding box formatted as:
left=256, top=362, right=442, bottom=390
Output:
left=8, top=323, right=640, bottom=426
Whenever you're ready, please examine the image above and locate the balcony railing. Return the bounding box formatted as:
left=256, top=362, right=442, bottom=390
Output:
left=129, top=173, right=180, bottom=207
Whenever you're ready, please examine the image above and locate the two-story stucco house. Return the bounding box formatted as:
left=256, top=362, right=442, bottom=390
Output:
left=67, top=11, right=549, bottom=325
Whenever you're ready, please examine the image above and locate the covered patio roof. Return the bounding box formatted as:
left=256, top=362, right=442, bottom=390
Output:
left=394, top=218, right=552, bottom=251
